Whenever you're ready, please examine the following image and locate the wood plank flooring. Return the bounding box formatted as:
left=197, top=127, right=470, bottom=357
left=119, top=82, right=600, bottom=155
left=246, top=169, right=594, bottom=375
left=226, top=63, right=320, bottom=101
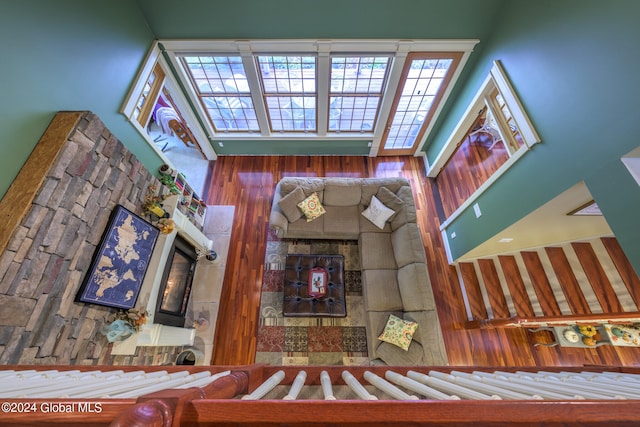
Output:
left=435, top=134, right=509, bottom=218
left=205, top=155, right=640, bottom=367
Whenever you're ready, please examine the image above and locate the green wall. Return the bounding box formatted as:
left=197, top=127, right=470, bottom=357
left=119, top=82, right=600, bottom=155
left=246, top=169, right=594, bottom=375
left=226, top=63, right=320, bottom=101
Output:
left=426, top=0, right=640, bottom=273
left=213, top=140, right=370, bottom=156
left=138, top=0, right=502, bottom=40
left=0, top=0, right=161, bottom=200
left=140, top=0, right=503, bottom=157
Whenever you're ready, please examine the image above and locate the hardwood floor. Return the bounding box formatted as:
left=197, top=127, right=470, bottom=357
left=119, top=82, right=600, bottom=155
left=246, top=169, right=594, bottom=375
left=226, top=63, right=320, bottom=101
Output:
left=205, top=155, right=640, bottom=367
left=436, top=134, right=509, bottom=218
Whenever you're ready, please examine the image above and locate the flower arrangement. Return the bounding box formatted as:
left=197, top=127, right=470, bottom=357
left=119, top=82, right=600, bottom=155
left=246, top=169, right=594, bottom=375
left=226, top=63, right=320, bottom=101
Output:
left=107, top=308, right=148, bottom=332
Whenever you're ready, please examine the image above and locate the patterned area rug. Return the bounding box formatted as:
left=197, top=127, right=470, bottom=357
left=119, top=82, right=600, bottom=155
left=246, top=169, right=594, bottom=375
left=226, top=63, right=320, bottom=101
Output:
left=255, top=230, right=369, bottom=366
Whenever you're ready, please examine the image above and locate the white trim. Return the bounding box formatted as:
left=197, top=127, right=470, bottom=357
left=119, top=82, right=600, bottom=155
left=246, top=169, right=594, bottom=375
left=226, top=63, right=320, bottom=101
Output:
left=160, top=38, right=479, bottom=155
left=441, top=229, right=454, bottom=265
left=490, top=61, right=540, bottom=147
left=420, top=152, right=430, bottom=175
left=121, top=42, right=162, bottom=118
left=161, top=61, right=218, bottom=160
left=426, top=60, right=540, bottom=177
left=160, top=38, right=479, bottom=54
left=121, top=43, right=217, bottom=161
left=426, top=73, right=492, bottom=177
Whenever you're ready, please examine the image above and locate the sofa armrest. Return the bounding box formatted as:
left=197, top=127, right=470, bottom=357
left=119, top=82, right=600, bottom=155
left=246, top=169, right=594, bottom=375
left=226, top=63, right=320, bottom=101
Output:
left=269, top=182, right=289, bottom=237
left=269, top=209, right=289, bottom=237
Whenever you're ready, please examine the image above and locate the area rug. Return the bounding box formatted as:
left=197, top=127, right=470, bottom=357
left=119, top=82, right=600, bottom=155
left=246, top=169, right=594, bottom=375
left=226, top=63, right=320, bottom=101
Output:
left=255, top=229, right=369, bottom=366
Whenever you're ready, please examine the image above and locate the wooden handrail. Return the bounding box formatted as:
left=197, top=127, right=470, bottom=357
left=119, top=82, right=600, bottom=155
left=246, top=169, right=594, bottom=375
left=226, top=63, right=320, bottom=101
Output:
left=465, top=312, right=640, bottom=329
left=4, top=365, right=640, bottom=426
left=183, top=400, right=640, bottom=426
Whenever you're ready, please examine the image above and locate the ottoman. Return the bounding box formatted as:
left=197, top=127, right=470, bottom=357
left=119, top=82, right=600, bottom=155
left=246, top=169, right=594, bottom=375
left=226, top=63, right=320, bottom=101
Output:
left=283, top=254, right=346, bottom=317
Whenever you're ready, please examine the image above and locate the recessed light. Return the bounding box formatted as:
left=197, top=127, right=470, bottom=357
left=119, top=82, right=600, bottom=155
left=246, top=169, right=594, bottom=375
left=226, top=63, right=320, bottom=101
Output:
left=499, top=238, right=514, bottom=243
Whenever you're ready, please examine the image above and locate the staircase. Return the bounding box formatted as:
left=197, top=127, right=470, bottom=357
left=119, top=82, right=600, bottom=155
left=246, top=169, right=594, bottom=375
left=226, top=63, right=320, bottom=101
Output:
left=457, top=237, right=640, bottom=324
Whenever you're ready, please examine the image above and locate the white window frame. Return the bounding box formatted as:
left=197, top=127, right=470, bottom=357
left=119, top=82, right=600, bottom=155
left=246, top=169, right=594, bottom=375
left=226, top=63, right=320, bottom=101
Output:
left=121, top=42, right=217, bottom=161
left=427, top=60, right=540, bottom=229
left=160, top=39, right=478, bottom=155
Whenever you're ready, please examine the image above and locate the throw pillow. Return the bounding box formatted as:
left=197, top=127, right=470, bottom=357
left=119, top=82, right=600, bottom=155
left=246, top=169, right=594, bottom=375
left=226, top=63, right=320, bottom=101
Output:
left=378, top=314, right=418, bottom=351
left=362, top=195, right=396, bottom=229
left=278, top=186, right=306, bottom=222
left=376, top=186, right=404, bottom=222
left=297, top=192, right=326, bottom=222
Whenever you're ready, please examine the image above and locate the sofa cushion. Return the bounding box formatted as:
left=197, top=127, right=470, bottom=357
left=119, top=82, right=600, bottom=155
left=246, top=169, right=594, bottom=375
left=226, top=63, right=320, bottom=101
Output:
left=376, top=186, right=404, bottom=221
left=324, top=178, right=362, bottom=206
left=366, top=310, right=402, bottom=359
left=298, top=192, right=326, bottom=222
left=390, top=186, right=417, bottom=230
left=404, top=310, right=448, bottom=365
left=376, top=340, right=424, bottom=365
left=362, top=269, right=402, bottom=311
left=359, top=233, right=397, bottom=270
left=287, top=215, right=324, bottom=236
left=398, top=263, right=435, bottom=311
left=360, top=178, right=409, bottom=204
left=391, top=223, right=426, bottom=268
left=277, top=185, right=305, bottom=223
left=361, top=195, right=396, bottom=229
left=280, top=178, right=325, bottom=202
left=378, top=314, right=418, bottom=351
left=323, top=205, right=360, bottom=237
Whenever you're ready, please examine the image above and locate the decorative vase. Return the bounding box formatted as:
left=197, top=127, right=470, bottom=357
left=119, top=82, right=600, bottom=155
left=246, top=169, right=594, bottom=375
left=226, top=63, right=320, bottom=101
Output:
left=159, top=164, right=174, bottom=176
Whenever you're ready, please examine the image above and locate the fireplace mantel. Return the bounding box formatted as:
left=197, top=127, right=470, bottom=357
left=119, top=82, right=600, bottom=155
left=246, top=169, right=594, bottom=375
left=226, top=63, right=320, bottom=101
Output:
left=111, top=195, right=214, bottom=355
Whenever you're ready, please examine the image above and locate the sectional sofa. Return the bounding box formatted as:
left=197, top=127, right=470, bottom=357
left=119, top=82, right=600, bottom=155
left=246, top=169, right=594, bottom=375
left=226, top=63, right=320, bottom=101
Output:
left=269, top=177, right=448, bottom=366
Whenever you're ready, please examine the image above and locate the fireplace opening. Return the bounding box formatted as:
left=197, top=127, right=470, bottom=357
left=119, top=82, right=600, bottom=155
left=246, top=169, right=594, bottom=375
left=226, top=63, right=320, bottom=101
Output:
left=154, top=234, right=197, bottom=327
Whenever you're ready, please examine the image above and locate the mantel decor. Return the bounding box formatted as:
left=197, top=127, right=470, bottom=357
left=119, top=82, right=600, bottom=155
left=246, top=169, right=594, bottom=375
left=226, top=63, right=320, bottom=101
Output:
left=76, top=204, right=160, bottom=309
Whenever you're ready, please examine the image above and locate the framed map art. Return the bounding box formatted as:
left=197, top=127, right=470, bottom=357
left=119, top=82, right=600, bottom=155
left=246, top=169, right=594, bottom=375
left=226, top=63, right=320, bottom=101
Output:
left=76, top=205, right=159, bottom=309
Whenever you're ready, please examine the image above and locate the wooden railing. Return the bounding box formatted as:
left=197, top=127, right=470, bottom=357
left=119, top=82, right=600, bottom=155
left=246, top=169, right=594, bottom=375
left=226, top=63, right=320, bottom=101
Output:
left=465, top=312, right=640, bottom=329
left=3, top=365, right=640, bottom=426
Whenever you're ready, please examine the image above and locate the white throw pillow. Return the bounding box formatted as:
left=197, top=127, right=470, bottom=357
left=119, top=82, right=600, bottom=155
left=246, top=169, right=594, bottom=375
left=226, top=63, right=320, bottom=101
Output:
left=362, top=195, right=395, bottom=229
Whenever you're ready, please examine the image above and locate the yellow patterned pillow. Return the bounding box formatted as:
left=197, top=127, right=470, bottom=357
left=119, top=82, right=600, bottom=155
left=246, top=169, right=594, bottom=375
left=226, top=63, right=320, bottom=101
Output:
left=378, top=314, right=418, bottom=351
left=297, top=192, right=326, bottom=222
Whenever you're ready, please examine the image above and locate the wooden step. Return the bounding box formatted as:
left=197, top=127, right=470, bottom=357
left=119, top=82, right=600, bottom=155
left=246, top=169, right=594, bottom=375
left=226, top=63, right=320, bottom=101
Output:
left=544, top=246, right=592, bottom=315
left=477, top=259, right=510, bottom=319
left=497, top=255, right=535, bottom=318
left=601, top=237, right=640, bottom=310
left=571, top=242, right=623, bottom=312
left=458, top=262, right=488, bottom=320
left=520, top=251, right=562, bottom=316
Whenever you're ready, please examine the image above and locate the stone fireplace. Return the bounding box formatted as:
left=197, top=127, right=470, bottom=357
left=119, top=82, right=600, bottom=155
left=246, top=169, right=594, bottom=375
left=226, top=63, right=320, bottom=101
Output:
left=0, top=111, right=229, bottom=366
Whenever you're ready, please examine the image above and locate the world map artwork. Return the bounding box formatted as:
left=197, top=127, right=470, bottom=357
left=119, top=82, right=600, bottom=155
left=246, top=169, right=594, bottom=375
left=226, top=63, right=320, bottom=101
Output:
left=77, top=205, right=159, bottom=309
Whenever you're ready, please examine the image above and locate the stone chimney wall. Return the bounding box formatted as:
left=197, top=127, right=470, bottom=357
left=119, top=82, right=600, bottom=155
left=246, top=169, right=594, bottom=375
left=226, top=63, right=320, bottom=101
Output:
left=0, top=111, right=182, bottom=365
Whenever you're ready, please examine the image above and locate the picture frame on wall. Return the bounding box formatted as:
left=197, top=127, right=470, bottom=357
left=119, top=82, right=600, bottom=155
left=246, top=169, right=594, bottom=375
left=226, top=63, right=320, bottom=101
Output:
left=76, top=205, right=160, bottom=309
left=567, top=200, right=603, bottom=216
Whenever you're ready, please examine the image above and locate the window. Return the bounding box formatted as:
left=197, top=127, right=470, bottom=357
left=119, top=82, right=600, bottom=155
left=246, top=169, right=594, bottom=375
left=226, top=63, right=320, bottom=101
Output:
left=432, top=60, right=541, bottom=226
left=379, top=53, right=461, bottom=155
left=161, top=39, right=478, bottom=155
left=132, top=62, right=165, bottom=127
left=181, top=56, right=259, bottom=132
left=257, top=55, right=317, bottom=132
left=329, top=56, right=390, bottom=132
